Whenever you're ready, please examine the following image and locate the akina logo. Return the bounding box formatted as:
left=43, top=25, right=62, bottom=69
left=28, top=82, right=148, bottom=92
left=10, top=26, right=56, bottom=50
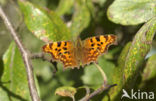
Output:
left=121, top=89, right=155, bottom=100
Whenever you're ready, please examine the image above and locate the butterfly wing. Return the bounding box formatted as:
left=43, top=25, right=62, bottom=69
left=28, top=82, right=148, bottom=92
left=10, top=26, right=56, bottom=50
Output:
left=42, top=41, right=79, bottom=69
left=81, top=35, right=117, bottom=66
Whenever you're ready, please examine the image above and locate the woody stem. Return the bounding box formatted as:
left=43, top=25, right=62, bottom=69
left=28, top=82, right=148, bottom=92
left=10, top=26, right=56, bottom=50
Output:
left=0, top=6, right=40, bottom=101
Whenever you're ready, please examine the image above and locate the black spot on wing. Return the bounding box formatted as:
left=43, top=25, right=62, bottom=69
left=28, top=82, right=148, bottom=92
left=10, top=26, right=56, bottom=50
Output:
left=91, top=44, right=94, bottom=47
left=58, top=52, right=62, bottom=55
left=96, top=37, right=100, bottom=41
left=97, top=44, right=100, bottom=46
left=64, top=51, right=69, bottom=54
left=90, top=48, right=94, bottom=50
left=64, top=42, right=67, bottom=46
left=90, top=38, right=93, bottom=42
left=58, top=49, right=61, bottom=52
left=57, top=42, right=61, bottom=47
left=63, top=47, right=67, bottom=50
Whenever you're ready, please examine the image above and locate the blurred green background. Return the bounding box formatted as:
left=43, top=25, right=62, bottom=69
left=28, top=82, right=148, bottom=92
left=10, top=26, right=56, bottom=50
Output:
left=0, top=0, right=156, bottom=101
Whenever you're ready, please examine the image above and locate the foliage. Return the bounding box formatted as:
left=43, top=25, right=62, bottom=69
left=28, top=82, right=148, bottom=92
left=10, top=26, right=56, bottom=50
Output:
left=0, top=0, right=156, bottom=101
left=0, top=42, right=38, bottom=101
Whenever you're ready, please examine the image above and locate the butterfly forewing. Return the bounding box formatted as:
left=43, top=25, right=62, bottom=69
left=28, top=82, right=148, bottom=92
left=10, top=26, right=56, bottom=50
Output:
left=42, top=41, right=79, bottom=69
left=81, top=35, right=117, bottom=66
left=42, top=35, right=117, bottom=69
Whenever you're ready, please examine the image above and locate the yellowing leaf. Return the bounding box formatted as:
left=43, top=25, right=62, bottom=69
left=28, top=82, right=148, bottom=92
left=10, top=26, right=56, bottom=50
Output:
left=18, top=0, right=72, bottom=42
left=107, top=0, right=156, bottom=25
left=55, top=86, right=76, bottom=97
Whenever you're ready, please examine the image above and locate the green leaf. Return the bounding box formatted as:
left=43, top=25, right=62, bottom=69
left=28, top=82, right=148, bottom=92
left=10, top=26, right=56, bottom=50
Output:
left=107, top=0, right=156, bottom=25
left=81, top=56, right=115, bottom=89
left=34, top=61, right=75, bottom=100
left=70, top=0, right=94, bottom=38
left=18, top=0, right=72, bottom=42
left=103, top=42, right=132, bottom=100
left=104, top=17, right=156, bottom=101
left=55, top=86, right=76, bottom=98
left=114, top=42, right=132, bottom=87
left=55, top=0, right=74, bottom=16
left=38, top=68, right=75, bottom=101
left=0, top=42, right=31, bottom=101
left=124, top=17, right=156, bottom=83
left=117, top=42, right=132, bottom=67
left=142, top=54, right=156, bottom=81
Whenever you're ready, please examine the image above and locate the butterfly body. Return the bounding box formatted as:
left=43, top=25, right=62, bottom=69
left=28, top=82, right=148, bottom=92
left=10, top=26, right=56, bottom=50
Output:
left=42, top=35, right=117, bottom=69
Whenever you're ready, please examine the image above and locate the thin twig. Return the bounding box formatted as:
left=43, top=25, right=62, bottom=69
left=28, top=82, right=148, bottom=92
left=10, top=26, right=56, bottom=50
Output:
left=0, top=6, right=41, bottom=101
left=31, top=52, right=51, bottom=62
left=85, top=84, right=117, bottom=101
left=94, top=63, right=107, bottom=84
left=80, top=84, right=117, bottom=101
left=80, top=63, right=116, bottom=101
left=31, top=52, right=58, bottom=72
left=79, top=86, right=90, bottom=101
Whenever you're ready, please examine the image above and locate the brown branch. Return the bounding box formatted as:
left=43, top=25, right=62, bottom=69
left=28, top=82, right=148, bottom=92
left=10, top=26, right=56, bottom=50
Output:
left=80, top=63, right=116, bottom=101
left=87, top=84, right=117, bottom=100
left=31, top=52, right=51, bottom=62
left=0, top=6, right=41, bottom=101
left=31, top=52, right=58, bottom=72
left=79, top=86, right=90, bottom=101
left=80, top=84, right=117, bottom=101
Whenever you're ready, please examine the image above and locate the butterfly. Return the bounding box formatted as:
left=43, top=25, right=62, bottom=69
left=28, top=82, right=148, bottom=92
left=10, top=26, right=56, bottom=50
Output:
left=42, top=35, right=117, bottom=69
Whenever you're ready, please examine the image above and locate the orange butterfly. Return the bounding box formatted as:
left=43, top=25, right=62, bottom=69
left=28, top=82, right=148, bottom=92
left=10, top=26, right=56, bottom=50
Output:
left=42, top=35, right=117, bottom=69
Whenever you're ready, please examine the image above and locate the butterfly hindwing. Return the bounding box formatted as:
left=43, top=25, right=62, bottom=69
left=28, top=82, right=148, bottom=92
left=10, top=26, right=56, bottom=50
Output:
left=42, top=41, right=79, bottom=69
left=42, top=35, right=117, bottom=69
left=81, top=35, right=117, bottom=65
